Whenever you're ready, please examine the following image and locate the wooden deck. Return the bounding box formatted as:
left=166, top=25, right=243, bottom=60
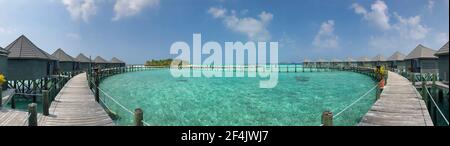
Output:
left=43, top=73, right=114, bottom=126
left=0, top=108, right=46, bottom=126
left=359, top=71, right=433, bottom=126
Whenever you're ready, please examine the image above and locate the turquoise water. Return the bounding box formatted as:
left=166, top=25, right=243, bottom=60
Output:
left=99, top=69, right=377, bottom=126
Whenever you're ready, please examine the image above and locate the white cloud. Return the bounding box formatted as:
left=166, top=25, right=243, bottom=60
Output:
left=313, top=20, right=339, bottom=49
left=66, top=33, right=81, bottom=40
left=352, top=0, right=435, bottom=52
left=393, top=14, right=430, bottom=40
left=0, top=26, right=14, bottom=34
left=352, top=0, right=391, bottom=30
left=208, top=7, right=227, bottom=18
left=62, top=0, right=97, bottom=22
left=113, top=0, right=159, bottom=21
left=207, top=7, right=273, bottom=41
left=435, top=32, right=449, bottom=45
left=428, top=0, right=435, bottom=10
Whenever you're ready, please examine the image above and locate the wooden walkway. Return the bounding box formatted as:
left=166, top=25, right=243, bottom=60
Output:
left=359, top=71, right=433, bottom=126
left=43, top=73, right=114, bottom=126
left=0, top=108, right=46, bottom=126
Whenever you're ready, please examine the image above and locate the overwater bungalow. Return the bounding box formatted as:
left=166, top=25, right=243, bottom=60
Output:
left=404, top=44, right=438, bottom=73
left=303, top=59, right=312, bottom=68
left=345, top=57, right=357, bottom=68
left=0, top=47, right=8, bottom=75
left=435, top=42, right=449, bottom=84
left=387, top=51, right=406, bottom=71
left=94, top=56, right=109, bottom=68
left=371, top=54, right=387, bottom=67
left=331, top=59, right=343, bottom=68
left=52, top=48, right=79, bottom=72
left=316, top=58, right=327, bottom=68
left=0, top=47, right=8, bottom=89
left=110, top=57, right=126, bottom=67
left=4, top=35, right=58, bottom=80
left=357, top=56, right=371, bottom=68
left=76, top=53, right=92, bottom=71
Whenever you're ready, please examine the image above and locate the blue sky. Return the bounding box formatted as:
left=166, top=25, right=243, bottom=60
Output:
left=0, top=0, right=448, bottom=64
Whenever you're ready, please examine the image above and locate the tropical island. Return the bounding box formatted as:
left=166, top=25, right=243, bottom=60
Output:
left=144, top=59, right=190, bottom=67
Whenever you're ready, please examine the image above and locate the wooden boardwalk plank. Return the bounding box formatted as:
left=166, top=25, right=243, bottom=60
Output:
left=359, top=71, right=433, bottom=126
left=43, top=73, right=114, bottom=126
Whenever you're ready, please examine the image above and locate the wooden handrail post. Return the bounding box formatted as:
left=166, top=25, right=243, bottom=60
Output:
left=421, top=79, right=427, bottom=100
left=0, top=86, right=3, bottom=107
left=321, top=111, right=333, bottom=126
left=94, top=68, right=100, bottom=103
left=11, top=96, right=15, bottom=109
left=28, top=103, right=38, bottom=126
left=42, top=90, right=50, bottom=116
left=432, top=73, right=436, bottom=85
left=134, top=108, right=144, bottom=126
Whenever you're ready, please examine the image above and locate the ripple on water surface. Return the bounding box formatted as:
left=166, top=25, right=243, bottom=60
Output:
left=99, top=69, right=377, bottom=126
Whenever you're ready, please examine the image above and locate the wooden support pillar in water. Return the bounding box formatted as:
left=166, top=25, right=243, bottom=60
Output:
left=42, top=90, right=49, bottom=116
left=134, top=108, right=144, bottom=126
left=421, top=79, right=427, bottom=101
left=0, top=86, right=2, bottom=107
left=28, top=103, right=37, bottom=126
left=321, top=111, right=333, bottom=126
left=11, top=96, right=15, bottom=109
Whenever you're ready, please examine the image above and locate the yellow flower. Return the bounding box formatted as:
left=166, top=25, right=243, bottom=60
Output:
left=0, top=74, right=6, bottom=85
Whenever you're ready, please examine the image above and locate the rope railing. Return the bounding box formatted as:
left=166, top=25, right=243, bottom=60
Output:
left=333, top=84, right=378, bottom=119
left=97, top=87, right=134, bottom=115
left=425, top=87, right=449, bottom=125
left=89, top=78, right=151, bottom=126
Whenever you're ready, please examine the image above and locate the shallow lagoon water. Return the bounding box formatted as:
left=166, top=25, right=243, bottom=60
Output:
left=99, top=69, right=377, bottom=126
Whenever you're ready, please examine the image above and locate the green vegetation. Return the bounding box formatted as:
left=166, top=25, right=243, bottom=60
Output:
left=144, top=59, right=190, bottom=67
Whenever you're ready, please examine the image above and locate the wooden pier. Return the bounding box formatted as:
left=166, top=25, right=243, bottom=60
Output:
left=359, top=71, right=433, bottom=126
left=0, top=108, right=46, bottom=126
left=43, top=73, right=114, bottom=126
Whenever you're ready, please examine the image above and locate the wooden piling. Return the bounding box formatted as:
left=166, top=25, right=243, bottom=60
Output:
left=0, top=86, right=2, bottom=107
left=43, top=90, right=50, bottom=116
left=134, top=108, right=144, bottom=126
left=321, top=111, right=333, bottom=126
left=11, top=96, right=15, bottom=109
left=28, top=103, right=38, bottom=126
left=421, top=79, right=427, bottom=101
left=94, top=68, right=100, bottom=103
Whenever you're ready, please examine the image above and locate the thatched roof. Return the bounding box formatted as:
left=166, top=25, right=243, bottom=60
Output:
left=76, top=53, right=92, bottom=63
left=345, top=57, right=355, bottom=62
left=110, top=57, right=125, bottom=63
left=52, top=48, right=77, bottom=62
left=94, top=56, right=109, bottom=63
left=435, top=42, right=448, bottom=56
left=358, top=56, right=370, bottom=62
left=316, top=58, right=327, bottom=63
left=4, top=35, right=57, bottom=60
left=405, top=44, right=437, bottom=60
left=331, top=59, right=341, bottom=62
left=387, top=51, right=406, bottom=61
left=371, top=54, right=386, bottom=61
left=303, top=59, right=310, bottom=63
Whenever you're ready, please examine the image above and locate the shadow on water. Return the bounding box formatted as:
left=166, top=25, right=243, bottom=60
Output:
left=295, top=76, right=310, bottom=82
